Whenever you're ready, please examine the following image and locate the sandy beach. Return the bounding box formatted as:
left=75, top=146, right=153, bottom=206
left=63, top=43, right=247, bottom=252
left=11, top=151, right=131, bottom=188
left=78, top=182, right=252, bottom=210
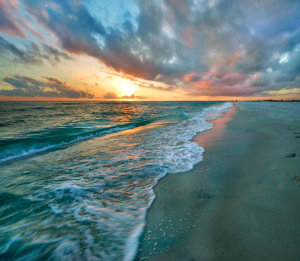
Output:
left=136, top=102, right=300, bottom=261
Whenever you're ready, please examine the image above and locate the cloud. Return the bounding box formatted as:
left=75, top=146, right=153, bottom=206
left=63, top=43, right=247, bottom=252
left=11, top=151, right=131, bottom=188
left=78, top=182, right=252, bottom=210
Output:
left=1, top=75, right=94, bottom=98
left=103, top=91, right=119, bottom=99
left=121, top=94, right=146, bottom=99
left=22, top=0, right=199, bottom=80
left=182, top=69, right=257, bottom=97
left=0, top=0, right=25, bottom=38
left=0, top=36, right=70, bottom=64
left=2, top=0, right=300, bottom=97
left=41, top=44, right=70, bottom=62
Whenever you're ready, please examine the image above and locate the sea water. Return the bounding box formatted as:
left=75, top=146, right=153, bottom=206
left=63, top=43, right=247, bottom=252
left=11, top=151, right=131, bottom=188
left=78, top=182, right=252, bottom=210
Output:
left=0, top=101, right=232, bottom=260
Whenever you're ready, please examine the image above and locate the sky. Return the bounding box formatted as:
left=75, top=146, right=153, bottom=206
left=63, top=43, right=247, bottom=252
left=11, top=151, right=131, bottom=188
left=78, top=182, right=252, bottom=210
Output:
left=0, top=0, right=299, bottom=101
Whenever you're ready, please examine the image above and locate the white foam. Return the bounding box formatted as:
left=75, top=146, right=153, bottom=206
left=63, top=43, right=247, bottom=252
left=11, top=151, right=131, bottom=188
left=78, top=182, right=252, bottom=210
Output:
left=30, top=102, right=233, bottom=261
left=149, top=102, right=233, bottom=175
left=123, top=223, right=144, bottom=261
left=121, top=102, right=233, bottom=260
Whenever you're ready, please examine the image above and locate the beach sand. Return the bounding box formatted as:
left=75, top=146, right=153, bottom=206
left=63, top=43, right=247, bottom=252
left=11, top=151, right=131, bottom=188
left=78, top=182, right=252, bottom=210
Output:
left=136, top=102, right=300, bottom=261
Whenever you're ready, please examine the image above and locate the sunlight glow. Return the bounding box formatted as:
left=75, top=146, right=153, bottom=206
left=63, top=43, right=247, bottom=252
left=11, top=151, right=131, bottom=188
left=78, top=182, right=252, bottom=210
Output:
left=115, top=77, right=137, bottom=97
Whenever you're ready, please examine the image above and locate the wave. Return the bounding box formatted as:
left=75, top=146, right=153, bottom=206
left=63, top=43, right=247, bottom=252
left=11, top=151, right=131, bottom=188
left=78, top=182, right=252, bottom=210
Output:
left=0, top=102, right=233, bottom=261
left=0, top=120, right=152, bottom=164
left=123, top=102, right=233, bottom=260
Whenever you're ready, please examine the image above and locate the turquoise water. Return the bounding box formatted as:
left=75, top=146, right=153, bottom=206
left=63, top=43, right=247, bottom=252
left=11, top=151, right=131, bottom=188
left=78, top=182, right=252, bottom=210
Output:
left=0, top=101, right=232, bottom=260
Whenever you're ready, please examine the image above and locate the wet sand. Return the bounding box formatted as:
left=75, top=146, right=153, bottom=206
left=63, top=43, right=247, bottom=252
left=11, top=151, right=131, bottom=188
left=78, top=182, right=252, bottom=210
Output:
left=136, top=102, right=300, bottom=261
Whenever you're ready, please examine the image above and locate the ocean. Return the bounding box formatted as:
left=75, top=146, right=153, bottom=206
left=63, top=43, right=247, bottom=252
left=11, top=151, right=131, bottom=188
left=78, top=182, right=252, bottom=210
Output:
left=0, top=101, right=232, bottom=260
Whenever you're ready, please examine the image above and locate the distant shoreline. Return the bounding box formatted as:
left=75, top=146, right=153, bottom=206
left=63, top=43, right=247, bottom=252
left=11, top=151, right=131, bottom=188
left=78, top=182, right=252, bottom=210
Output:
left=246, top=99, right=300, bottom=102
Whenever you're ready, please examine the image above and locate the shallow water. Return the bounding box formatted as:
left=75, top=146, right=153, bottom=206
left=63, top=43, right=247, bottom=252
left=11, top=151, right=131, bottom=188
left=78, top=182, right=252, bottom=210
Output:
left=0, top=101, right=232, bottom=260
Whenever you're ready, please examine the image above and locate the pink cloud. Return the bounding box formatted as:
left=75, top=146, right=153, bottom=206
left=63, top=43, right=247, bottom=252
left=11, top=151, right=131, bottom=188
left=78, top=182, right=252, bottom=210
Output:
left=0, top=0, right=25, bottom=38
left=182, top=69, right=255, bottom=96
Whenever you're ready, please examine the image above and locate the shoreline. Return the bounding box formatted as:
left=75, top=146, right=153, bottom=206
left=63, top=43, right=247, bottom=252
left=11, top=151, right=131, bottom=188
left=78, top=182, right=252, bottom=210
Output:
left=135, top=103, right=237, bottom=260
left=136, top=102, right=300, bottom=260
left=192, top=104, right=237, bottom=148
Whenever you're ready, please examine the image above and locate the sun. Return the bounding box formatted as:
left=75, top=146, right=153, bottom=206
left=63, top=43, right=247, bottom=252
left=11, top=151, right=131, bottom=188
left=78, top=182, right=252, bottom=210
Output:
left=115, top=77, right=137, bottom=97
left=122, top=80, right=137, bottom=96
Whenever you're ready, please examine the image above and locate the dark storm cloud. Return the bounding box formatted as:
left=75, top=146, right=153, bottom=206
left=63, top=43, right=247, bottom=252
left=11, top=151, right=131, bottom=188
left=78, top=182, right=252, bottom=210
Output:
left=4, top=0, right=300, bottom=97
left=1, top=75, right=94, bottom=98
left=22, top=0, right=196, bottom=79
left=0, top=36, right=70, bottom=64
